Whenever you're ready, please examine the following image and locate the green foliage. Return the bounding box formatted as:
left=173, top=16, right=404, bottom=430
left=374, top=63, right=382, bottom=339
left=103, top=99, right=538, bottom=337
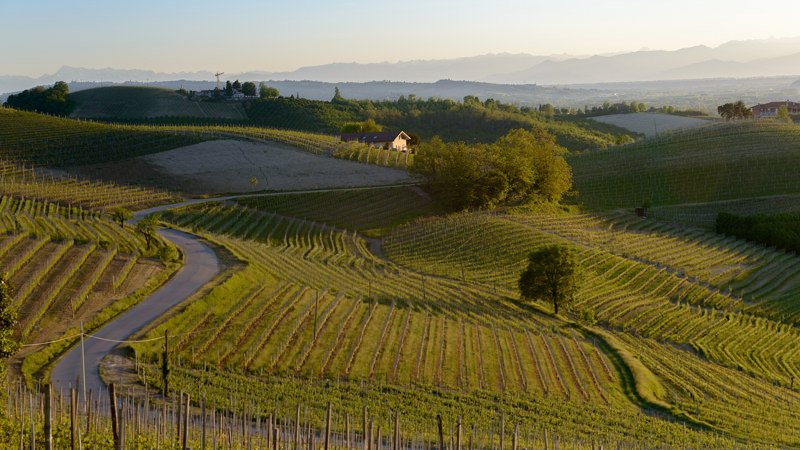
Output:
left=0, top=273, right=18, bottom=360
left=716, top=211, right=800, bottom=254
left=777, top=104, right=792, bottom=123
left=413, top=128, right=572, bottom=210
left=111, top=207, right=133, bottom=228
left=717, top=100, right=753, bottom=120
left=242, top=82, right=257, bottom=97
left=341, top=118, right=382, bottom=133
left=158, top=242, right=179, bottom=262
left=4, top=81, right=76, bottom=116
left=258, top=82, right=279, bottom=99
left=136, top=214, right=160, bottom=250
left=518, top=244, right=581, bottom=315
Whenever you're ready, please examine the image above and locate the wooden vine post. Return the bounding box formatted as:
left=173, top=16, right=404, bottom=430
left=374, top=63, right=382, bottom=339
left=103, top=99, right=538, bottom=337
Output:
left=70, top=388, right=77, bottom=450
left=109, top=383, right=121, bottom=450
left=162, top=330, right=170, bottom=397
left=183, top=392, right=190, bottom=450
left=44, top=384, right=53, bottom=450
left=436, top=415, right=444, bottom=450
left=325, top=401, right=332, bottom=450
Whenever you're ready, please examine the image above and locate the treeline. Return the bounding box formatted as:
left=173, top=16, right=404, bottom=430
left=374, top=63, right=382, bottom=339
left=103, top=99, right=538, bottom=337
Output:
left=3, top=81, right=75, bottom=116
left=246, top=93, right=633, bottom=152
left=716, top=212, right=800, bottom=254
left=413, top=127, right=572, bottom=210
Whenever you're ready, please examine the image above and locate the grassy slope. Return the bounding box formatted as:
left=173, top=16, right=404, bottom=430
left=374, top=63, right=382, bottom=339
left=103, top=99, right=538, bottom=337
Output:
left=70, top=86, right=247, bottom=119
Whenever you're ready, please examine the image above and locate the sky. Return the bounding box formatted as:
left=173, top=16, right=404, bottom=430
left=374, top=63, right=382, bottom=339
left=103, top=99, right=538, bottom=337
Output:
left=2, top=0, right=800, bottom=77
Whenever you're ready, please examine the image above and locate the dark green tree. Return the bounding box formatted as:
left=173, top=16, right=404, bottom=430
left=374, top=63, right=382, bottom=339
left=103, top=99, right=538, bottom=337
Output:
left=225, top=80, right=233, bottom=97
left=718, top=100, right=752, bottom=120
left=4, top=81, right=75, bottom=115
left=242, top=82, right=257, bottom=97
left=232, top=80, right=242, bottom=91
left=518, top=245, right=581, bottom=315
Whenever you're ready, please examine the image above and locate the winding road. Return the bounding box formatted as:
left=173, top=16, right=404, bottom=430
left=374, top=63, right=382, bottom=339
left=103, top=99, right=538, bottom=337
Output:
left=51, top=229, right=221, bottom=396
left=49, top=183, right=419, bottom=395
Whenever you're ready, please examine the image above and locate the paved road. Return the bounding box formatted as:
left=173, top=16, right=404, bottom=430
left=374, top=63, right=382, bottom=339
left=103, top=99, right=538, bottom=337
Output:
left=50, top=185, right=416, bottom=395
left=50, top=229, right=221, bottom=396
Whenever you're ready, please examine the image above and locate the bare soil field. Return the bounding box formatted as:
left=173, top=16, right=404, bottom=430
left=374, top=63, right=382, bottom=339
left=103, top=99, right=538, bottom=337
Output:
left=136, top=139, right=418, bottom=195
left=590, top=113, right=711, bottom=137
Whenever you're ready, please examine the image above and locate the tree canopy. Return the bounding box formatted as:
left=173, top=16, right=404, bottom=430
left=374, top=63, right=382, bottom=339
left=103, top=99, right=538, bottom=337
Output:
left=4, top=81, right=75, bottom=116
left=135, top=214, right=160, bottom=250
left=717, top=101, right=753, bottom=120
left=341, top=118, right=382, bottom=133
left=258, top=82, right=279, bottom=99
left=413, top=127, right=572, bottom=210
left=518, top=245, right=581, bottom=315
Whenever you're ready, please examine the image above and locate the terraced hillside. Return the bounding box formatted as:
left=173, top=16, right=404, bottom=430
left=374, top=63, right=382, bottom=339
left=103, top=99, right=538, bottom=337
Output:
left=569, top=121, right=800, bottom=208
left=0, top=195, right=177, bottom=382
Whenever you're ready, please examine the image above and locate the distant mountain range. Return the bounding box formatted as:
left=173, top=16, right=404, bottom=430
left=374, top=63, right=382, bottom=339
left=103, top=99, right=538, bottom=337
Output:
left=4, top=37, right=800, bottom=96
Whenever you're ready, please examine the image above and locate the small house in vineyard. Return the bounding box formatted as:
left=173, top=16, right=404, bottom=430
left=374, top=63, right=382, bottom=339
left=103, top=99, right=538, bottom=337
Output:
left=339, top=131, right=411, bottom=152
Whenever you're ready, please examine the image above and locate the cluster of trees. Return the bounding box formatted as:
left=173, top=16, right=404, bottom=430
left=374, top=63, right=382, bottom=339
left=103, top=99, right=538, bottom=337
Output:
left=413, top=127, right=572, bottom=210
left=717, top=101, right=753, bottom=120
left=716, top=212, right=800, bottom=254
left=3, top=81, right=75, bottom=116
left=192, top=81, right=278, bottom=100
left=247, top=92, right=629, bottom=152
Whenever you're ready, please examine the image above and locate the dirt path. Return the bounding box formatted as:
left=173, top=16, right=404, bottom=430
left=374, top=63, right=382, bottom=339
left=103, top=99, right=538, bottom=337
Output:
left=50, top=229, right=221, bottom=396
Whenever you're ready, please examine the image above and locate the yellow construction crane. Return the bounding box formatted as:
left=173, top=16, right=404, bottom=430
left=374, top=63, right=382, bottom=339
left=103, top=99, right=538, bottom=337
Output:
left=214, top=72, right=224, bottom=90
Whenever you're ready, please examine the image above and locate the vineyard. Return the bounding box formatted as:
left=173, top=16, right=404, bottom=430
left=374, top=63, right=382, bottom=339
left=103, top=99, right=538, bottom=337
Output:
left=568, top=121, right=800, bottom=208
left=0, top=194, right=178, bottom=385
left=6, top=111, right=800, bottom=448
left=381, top=208, right=800, bottom=445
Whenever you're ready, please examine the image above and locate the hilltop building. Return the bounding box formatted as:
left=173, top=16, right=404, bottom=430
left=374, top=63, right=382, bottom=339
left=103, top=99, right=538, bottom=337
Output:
left=340, top=131, right=411, bottom=152
left=751, top=100, right=800, bottom=118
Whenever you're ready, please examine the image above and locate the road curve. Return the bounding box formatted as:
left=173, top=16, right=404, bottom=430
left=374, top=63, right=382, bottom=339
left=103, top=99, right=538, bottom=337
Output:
left=50, top=229, right=221, bottom=396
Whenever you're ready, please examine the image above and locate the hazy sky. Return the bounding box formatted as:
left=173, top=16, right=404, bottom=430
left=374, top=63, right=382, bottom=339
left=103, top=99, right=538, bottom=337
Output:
left=2, top=0, right=800, bottom=77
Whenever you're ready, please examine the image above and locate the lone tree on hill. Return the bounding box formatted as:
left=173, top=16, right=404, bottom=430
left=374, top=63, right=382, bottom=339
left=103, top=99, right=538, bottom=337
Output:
left=518, top=245, right=581, bottom=315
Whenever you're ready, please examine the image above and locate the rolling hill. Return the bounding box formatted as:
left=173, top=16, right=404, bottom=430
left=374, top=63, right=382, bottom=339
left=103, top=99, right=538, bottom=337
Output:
left=70, top=86, right=247, bottom=120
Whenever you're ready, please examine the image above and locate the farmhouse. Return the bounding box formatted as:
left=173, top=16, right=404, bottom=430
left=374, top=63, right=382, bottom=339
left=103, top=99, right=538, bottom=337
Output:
left=751, top=100, right=800, bottom=118
left=340, top=130, right=411, bottom=152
